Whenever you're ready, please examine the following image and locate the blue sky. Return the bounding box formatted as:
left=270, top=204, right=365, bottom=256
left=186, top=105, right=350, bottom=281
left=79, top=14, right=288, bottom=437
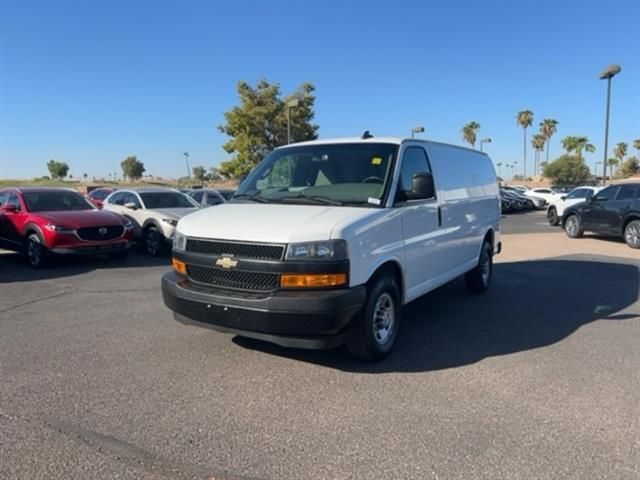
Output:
left=1, top=0, right=638, bottom=180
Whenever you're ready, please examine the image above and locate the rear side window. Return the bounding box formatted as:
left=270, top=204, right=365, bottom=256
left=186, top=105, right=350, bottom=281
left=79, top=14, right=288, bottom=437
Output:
left=566, top=189, right=587, bottom=200
left=206, top=193, right=224, bottom=206
left=398, top=147, right=432, bottom=194
left=616, top=185, right=638, bottom=200
left=191, top=192, right=204, bottom=203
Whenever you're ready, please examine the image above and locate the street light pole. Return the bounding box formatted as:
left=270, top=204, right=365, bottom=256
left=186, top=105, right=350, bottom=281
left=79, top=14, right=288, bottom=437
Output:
left=480, top=138, right=491, bottom=152
left=411, top=126, right=425, bottom=139
left=599, top=64, right=621, bottom=185
left=286, top=98, right=299, bottom=144
left=183, top=152, right=191, bottom=182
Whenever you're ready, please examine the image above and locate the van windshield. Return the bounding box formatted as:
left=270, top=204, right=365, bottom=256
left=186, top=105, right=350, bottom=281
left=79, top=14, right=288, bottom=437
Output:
left=234, top=143, right=398, bottom=206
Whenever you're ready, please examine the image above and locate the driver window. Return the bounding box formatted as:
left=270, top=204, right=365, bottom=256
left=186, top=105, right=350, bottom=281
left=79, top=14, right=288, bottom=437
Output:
left=399, top=147, right=431, bottom=194
left=594, top=187, right=619, bottom=202
left=123, top=193, right=141, bottom=208
left=7, top=194, right=21, bottom=211
left=0, top=192, right=8, bottom=206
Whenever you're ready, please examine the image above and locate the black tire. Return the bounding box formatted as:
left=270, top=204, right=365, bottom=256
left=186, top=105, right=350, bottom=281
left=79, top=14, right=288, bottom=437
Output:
left=564, top=214, right=583, bottom=238
left=108, top=250, right=129, bottom=260
left=465, top=241, right=493, bottom=294
left=145, top=227, right=167, bottom=256
left=25, top=232, right=48, bottom=269
left=624, top=220, right=640, bottom=249
left=547, top=207, right=559, bottom=226
left=347, top=274, right=401, bottom=362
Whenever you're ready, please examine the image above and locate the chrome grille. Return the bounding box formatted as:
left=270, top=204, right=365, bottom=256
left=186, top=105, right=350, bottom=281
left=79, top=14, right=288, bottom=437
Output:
left=186, top=239, right=284, bottom=260
left=187, top=265, right=279, bottom=292
left=76, top=225, right=123, bottom=241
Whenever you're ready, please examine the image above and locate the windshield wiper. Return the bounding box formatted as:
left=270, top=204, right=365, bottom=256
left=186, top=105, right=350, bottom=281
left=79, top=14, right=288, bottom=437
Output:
left=280, top=194, right=344, bottom=206
left=230, top=193, right=273, bottom=203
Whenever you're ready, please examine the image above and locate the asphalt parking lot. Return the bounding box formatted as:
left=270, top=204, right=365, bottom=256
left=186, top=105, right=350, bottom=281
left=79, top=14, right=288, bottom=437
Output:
left=1, top=212, right=639, bottom=480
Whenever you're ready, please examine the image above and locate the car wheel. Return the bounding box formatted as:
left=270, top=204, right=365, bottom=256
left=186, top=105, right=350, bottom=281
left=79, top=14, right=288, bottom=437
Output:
left=347, top=274, right=401, bottom=362
left=25, top=233, right=48, bottom=269
left=145, top=227, right=167, bottom=256
left=624, top=220, right=640, bottom=249
left=564, top=214, right=583, bottom=238
left=465, top=241, right=493, bottom=294
left=547, top=207, right=559, bottom=226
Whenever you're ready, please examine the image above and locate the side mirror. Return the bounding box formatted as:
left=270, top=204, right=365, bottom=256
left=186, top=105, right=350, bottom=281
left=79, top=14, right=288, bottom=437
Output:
left=409, top=172, right=435, bottom=200
left=124, top=202, right=138, bottom=210
left=3, top=204, right=17, bottom=213
left=560, top=195, right=567, bottom=201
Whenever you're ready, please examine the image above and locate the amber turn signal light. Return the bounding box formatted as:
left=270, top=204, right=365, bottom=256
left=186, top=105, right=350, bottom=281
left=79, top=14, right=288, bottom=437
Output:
left=280, top=273, right=347, bottom=288
left=172, top=258, right=187, bottom=275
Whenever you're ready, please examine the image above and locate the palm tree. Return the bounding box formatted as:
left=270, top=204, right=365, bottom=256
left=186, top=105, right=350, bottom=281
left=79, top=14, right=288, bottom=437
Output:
left=634, top=138, right=640, bottom=157
left=561, top=136, right=594, bottom=160
left=461, top=121, right=481, bottom=148
left=607, top=158, right=619, bottom=178
left=614, top=142, right=628, bottom=176
left=516, top=110, right=534, bottom=179
left=531, top=134, right=546, bottom=176
left=540, top=119, right=559, bottom=162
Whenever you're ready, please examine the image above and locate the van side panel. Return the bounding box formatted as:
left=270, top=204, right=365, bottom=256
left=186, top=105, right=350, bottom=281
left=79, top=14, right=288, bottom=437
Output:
left=424, top=142, right=500, bottom=268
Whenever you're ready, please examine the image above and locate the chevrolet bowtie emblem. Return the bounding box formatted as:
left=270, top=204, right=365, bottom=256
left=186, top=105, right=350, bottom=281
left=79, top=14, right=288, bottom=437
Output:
left=216, top=256, right=238, bottom=269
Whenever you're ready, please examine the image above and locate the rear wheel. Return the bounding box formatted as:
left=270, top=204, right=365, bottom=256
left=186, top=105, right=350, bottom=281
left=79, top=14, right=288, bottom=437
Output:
left=624, top=220, right=640, bottom=249
left=25, top=233, right=48, bottom=269
left=547, top=207, right=559, bottom=226
left=347, top=274, right=401, bottom=362
left=564, top=214, right=583, bottom=238
left=145, top=227, right=167, bottom=256
left=465, top=241, right=493, bottom=294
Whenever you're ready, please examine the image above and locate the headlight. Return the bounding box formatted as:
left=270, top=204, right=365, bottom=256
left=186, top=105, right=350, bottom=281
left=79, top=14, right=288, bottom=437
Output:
left=162, top=218, right=178, bottom=227
left=285, top=240, right=348, bottom=261
left=173, top=231, right=186, bottom=251
left=44, top=224, right=75, bottom=234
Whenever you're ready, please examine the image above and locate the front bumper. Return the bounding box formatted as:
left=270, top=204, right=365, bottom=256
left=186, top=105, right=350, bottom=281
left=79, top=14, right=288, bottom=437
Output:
left=162, top=271, right=365, bottom=349
left=51, top=241, right=131, bottom=255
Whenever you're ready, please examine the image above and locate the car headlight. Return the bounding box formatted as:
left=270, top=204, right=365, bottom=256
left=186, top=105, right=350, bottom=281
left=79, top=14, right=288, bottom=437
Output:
left=285, top=240, right=348, bottom=261
left=44, top=224, right=75, bottom=234
left=162, top=218, right=178, bottom=227
left=173, top=231, right=186, bottom=251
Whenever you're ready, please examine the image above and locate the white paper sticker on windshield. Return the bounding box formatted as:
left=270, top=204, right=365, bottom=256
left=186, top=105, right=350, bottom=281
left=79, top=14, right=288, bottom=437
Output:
left=368, top=197, right=381, bottom=205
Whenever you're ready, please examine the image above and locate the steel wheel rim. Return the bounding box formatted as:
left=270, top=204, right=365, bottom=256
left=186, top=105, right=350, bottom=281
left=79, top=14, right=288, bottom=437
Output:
left=481, top=252, right=491, bottom=285
left=566, top=217, right=577, bottom=235
left=372, top=292, right=395, bottom=345
left=626, top=224, right=640, bottom=247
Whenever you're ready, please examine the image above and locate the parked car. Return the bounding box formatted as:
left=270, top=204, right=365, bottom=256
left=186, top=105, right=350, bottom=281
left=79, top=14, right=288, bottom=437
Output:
left=510, top=185, right=530, bottom=192
left=503, top=186, right=545, bottom=209
left=216, top=189, right=236, bottom=201
left=162, top=135, right=501, bottom=361
left=546, top=186, right=602, bottom=226
left=524, top=187, right=561, bottom=204
left=562, top=183, right=640, bottom=248
left=501, top=189, right=529, bottom=210
left=501, top=196, right=514, bottom=214
left=188, top=188, right=226, bottom=207
left=103, top=188, right=200, bottom=256
left=0, top=187, right=133, bottom=267
left=87, top=187, right=114, bottom=209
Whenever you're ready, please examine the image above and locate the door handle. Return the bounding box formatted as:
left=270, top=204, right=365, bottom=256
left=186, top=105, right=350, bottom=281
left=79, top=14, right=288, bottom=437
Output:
left=437, top=206, right=442, bottom=227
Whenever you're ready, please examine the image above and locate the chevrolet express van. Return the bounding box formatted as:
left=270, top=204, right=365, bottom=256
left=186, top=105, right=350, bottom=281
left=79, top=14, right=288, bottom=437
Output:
left=162, top=136, right=501, bottom=360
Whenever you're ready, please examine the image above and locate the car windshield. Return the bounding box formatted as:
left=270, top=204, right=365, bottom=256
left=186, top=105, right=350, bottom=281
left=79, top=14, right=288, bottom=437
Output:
left=139, top=192, right=199, bottom=209
left=234, top=143, right=398, bottom=206
left=23, top=191, right=94, bottom=212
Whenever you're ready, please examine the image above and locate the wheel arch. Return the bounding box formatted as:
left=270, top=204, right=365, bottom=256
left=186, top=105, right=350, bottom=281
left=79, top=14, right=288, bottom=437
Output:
left=24, top=223, right=46, bottom=244
left=365, top=259, right=405, bottom=305
left=622, top=214, right=640, bottom=235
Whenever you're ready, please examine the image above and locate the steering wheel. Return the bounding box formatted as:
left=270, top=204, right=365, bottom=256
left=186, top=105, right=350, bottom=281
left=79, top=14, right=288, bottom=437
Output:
left=361, top=176, right=383, bottom=184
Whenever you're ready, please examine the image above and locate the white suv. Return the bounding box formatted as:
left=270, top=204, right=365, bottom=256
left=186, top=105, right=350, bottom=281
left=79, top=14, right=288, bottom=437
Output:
left=546, top=186, right=601, bottom=226
left=103, top=188, right=200, bottom=255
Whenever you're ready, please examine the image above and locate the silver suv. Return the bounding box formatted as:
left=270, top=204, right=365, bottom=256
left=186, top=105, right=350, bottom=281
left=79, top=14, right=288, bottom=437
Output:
left=103, top=188, right=200, bottom=255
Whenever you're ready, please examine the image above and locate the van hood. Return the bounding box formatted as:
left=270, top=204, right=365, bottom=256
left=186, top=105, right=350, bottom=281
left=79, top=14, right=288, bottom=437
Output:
left=34, top=209, right=126, bottom=228
left=177, top=203, right=376, bottom=243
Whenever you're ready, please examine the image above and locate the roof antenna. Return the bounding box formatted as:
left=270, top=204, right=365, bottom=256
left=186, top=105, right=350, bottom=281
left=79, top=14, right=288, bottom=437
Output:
left=361, top=130, right=374, bottom=139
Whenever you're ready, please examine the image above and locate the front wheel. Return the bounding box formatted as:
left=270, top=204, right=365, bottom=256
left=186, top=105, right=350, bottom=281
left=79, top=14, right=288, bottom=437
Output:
left=547, top=207, right=559, bottom=226
left=465, top=241, right=493, bottom=294
left=624, top=220, right=640, bottom=249
left=145, top=227, right=168, bottom=256
left=25, top=233, right=48, bottom=269
left=564, top=214, right=583, bottom=238
left=347, top=275, right=401, bottom=362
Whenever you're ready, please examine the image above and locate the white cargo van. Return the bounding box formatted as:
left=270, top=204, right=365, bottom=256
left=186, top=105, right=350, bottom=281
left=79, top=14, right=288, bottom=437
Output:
left=162, top=135, right=501, bottom=360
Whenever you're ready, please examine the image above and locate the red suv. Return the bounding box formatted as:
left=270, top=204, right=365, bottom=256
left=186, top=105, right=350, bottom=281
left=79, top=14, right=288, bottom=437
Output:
left=0, top=187, right=134, bottom=267
left=87, top=187, right=114, bottom=209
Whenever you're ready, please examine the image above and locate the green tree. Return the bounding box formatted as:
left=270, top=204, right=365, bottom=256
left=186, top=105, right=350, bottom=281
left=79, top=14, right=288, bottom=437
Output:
left=606, top=158, right=618, bottom=178
left=120, top=156, right=145, bottom=181
left=560, top=136, right=595, bottom=160
left=209, top=167, right=223, bottom=182
left=46, top=160, right=70, bottom=180
left=620, top=156, right=639, bottom=178
left=461, top=121, right=480, bottom=148
left=542, top=154, right=590, bottom=185
left=192, top=165, right=207, bottom=185
left=613, top=142, right=627, bottom=176
left=540, top=118, right=559, bottom=163
left=531, top=133, right=546, bottom=176
left=516, top=110, right=534, bottom=178
left=218, top=79, right=319, bottom=179
left=634, top=139, right=640, bottom=156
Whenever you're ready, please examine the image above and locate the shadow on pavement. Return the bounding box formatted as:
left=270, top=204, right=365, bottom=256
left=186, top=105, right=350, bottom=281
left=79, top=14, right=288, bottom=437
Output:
left=0, top=247, right=170, bottom=283
left=233, top=257, right=639, bottom=373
